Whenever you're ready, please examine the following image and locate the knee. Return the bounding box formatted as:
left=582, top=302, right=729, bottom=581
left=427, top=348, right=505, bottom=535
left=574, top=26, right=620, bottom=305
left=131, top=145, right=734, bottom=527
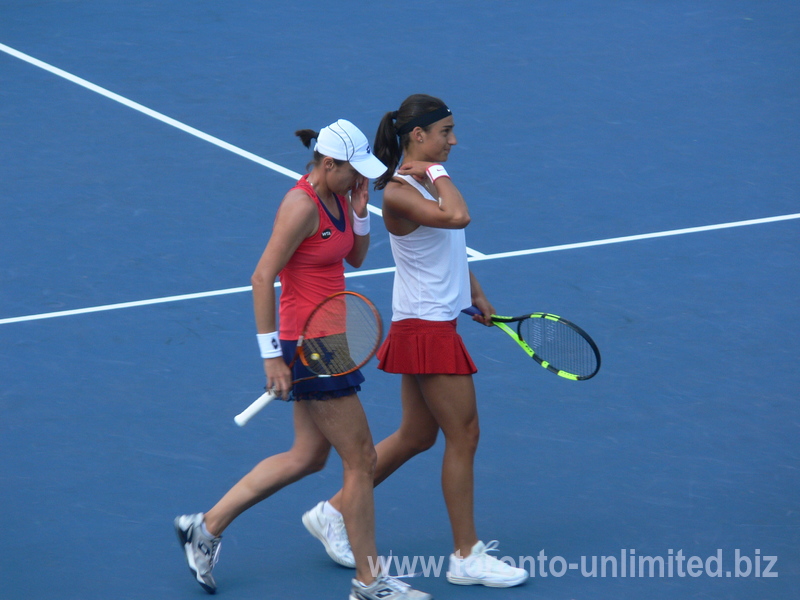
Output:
left=361, top=441, right=378, bottom=476
left=343, top=443, right=377, bottom=478
left=448, top=418, right=480, bottom=454
left=290, top=445, right=330, bottom=476
left=412, top=430, right=439, bottom=454
left=465, top=419, right=480, bottom=451
left=398, top=426, right=439, bottom=456
left=366, top=445, right=378, bottom=476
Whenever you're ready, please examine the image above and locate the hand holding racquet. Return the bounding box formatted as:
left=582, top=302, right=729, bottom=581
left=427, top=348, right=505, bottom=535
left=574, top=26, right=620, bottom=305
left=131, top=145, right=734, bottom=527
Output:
left=235, top=291, right=383, bottom=426
left=463, top=306, right=601, bottom=381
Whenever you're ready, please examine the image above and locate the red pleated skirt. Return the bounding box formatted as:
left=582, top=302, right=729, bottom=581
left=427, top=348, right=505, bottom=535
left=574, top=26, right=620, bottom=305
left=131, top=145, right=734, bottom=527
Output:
left=377, top=318, right=477, bottom=375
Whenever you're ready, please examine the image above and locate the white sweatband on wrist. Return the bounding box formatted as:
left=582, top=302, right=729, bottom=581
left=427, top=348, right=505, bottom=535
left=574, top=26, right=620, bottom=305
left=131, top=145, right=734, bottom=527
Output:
left=352, top=211, right=370, bottom=236
left=426, top=164, right=450, bottom=183
left=257, top=332, right=283, bottom=359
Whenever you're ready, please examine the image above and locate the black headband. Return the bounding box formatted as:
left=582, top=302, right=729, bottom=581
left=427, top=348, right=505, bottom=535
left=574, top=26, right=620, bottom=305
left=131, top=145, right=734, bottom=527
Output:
left=395, top=105, right=452, bottom=136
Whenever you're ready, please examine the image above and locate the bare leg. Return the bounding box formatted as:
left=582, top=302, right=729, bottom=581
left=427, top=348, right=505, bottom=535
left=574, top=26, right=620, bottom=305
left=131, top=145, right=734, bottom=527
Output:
left=417, top=373, right=480, bottom=557
left=304, top=395, right=378, bottom=585
left=204, top=401, right=331, bottom=536
left=329, top=373, right=439, bottom=509
left=329, top=373, right=480, bottom=557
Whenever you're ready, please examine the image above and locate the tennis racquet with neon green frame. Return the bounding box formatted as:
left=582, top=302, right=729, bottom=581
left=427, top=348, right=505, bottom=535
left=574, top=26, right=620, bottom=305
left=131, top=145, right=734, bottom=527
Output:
left=463, top=306, right=601, bottom=380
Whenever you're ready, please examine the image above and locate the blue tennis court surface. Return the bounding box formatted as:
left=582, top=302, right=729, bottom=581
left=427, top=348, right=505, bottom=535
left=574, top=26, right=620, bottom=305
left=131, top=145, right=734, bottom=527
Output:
left=1, top=3, right=798, bottom=599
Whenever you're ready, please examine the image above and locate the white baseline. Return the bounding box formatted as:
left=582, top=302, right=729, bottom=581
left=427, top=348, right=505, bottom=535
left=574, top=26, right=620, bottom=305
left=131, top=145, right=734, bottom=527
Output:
left=1, top=44, right=797, bottom=324
left=2, top=213, right=797, bottom=325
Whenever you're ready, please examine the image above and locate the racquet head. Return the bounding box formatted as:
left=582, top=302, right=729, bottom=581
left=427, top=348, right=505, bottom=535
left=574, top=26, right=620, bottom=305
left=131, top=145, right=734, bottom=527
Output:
left=515, top=313, right=601, bottom=380
left=298, top=291, right=383, bottom=376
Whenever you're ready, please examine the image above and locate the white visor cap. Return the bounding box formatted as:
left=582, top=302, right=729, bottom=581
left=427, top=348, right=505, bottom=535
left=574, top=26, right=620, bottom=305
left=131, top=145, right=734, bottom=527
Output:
left=314, top=119, right=388, bottom=179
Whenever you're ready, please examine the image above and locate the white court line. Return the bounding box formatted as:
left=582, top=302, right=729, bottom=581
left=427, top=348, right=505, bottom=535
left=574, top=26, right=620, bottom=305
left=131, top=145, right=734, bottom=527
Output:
left=0, top=267, right=392, bottom=325
left=2, top=44, right=797, bottom=324
left=1, top=42, right=487, bottom=251
left=0, top=43, right=303, bottom=180
left=466, top=213, right=800, bottom=262
left=2, top=42, right=372, bottom=216
left=2, top=213, right=797, bottom=326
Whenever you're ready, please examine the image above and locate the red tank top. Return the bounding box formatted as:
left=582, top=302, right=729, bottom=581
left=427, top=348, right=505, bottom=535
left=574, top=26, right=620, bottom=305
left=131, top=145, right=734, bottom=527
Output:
left=278, top=175, right=353, bottom=339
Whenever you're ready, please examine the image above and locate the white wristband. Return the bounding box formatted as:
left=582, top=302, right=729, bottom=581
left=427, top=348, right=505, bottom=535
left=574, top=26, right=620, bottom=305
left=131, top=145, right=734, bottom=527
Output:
left=426, top=164, right=450, bottom=183
left=352, top=211, right=370, bottom=236
left=257, top=332, right=283, bottom=359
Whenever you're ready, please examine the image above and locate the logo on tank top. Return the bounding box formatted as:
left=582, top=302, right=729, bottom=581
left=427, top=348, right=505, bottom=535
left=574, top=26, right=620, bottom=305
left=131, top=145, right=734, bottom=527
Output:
left=320, top=228, right=332, bottom=240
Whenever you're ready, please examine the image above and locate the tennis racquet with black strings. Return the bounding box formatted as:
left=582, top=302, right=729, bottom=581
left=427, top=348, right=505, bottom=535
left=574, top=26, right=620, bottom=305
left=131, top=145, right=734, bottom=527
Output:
left=463, top=306, right=601, bottom=381
left=235, top=291, right=383, bottom=426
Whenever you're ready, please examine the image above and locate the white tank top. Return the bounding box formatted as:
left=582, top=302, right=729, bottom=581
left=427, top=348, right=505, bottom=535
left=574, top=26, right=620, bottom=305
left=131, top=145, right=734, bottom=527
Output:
left=388, top=174, right=471, bottom=321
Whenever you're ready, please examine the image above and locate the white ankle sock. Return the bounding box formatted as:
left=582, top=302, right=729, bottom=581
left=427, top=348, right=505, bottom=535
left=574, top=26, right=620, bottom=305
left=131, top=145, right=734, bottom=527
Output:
left=201, top=520, right=214, bottom=538
left=323, top=501, right=342, bottom=518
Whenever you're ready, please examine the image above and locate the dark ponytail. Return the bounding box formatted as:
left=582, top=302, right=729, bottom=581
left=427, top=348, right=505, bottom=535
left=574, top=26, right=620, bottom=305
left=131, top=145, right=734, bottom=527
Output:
left=295, top=128, right=343, bottom=171
left=373, top=95, right=448, bottom=190
left=295, top=129, right=318, bottom=149
left=373, top=112, right=401, bottom=190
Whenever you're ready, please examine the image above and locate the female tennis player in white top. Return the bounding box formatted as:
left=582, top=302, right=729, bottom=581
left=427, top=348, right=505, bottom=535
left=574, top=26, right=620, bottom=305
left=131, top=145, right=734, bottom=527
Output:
left=303, top=95, right=529, bottom=588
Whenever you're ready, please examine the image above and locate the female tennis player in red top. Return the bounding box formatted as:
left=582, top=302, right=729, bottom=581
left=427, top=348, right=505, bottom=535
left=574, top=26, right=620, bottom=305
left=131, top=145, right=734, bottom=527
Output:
left=303, top=96, right=529, bottom=588
left=174, top=120, right=430, bottom=600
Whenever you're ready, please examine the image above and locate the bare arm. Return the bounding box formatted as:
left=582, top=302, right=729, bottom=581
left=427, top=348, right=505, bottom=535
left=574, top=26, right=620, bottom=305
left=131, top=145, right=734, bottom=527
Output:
left=251, top=189, right=318, bottom=397
left=468, top=270, right=495, bottom=327
left=383, top=161, right=470, bottom=235
left=345, top=174, right=371, bottom=268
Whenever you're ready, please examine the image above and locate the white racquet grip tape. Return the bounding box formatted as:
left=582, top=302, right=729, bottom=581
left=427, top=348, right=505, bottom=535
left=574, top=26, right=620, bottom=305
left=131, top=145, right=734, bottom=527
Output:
left=426, top=164, right=449, bottom=183
left=234, top=390, right=277, bottom=426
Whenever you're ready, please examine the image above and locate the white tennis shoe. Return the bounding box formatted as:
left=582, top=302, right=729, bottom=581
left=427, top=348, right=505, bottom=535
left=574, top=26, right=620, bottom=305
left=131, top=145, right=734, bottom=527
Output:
left=446, top=540, right=529, bottom=587
left=302, top=501, right=356, bottom=568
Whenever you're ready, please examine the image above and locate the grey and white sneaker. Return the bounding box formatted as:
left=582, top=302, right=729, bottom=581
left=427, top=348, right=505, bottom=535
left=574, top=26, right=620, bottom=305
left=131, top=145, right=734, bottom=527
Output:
left=446, top=540, right=529, bottom=587
left=302, top=501, right=356, bottom=568
left=350, top=575, right=432, bottom=600
left=174, top=513, right=221, bottom=594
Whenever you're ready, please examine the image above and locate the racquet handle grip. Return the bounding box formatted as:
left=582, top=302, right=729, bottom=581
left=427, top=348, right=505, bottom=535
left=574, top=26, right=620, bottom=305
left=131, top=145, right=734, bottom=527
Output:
left=234, top=391, right=277, bottom=426
left=462, top=306, right=481, bottom=317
